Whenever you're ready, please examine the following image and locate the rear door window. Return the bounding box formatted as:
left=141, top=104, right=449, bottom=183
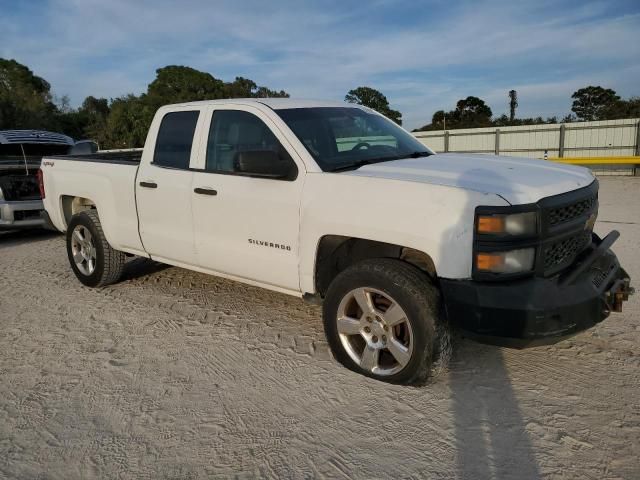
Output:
left=153, top=111, right=200, bottom=169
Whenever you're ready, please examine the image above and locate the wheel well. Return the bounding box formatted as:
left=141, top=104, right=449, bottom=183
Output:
left=314, top=235, right=436, bottom=296
left=61, top=195, right=96, bottom=228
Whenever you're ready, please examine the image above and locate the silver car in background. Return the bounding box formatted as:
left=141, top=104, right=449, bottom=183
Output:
left=0, top=130, right=75, bottom=229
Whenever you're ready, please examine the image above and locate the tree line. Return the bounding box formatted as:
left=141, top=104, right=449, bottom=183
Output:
left=1, top=58, right=638, bottom=145
left=414, top=86, right=640, bottom=131
left=0, top=59, right=288, bottom=149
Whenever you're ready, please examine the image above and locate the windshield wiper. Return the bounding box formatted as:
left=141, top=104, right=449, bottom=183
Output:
left=402, top=151, right=432, bottom=159
left=331, top=160, right=373, bottom=172
left=330, top=151, right=432, bottom=172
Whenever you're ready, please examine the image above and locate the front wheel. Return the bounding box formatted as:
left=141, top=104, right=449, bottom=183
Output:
left=323, top=259, right=447, bottom=385
left=66, top=209, right=126, bottom=287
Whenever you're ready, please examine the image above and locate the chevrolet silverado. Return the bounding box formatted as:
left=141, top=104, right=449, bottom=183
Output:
left=40, top=99, right=633, bottom=384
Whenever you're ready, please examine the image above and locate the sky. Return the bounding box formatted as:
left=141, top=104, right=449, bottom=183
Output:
left=1, top=0, right=639, bottom=130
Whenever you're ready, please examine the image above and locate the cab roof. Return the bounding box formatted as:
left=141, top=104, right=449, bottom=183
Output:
left=161, top=98, right=367, bottom=111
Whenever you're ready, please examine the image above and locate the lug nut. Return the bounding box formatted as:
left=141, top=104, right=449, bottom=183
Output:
left=372, top=335, right=378, bottom=343
left=367, top=316, right=373, bottom=323
left=383, top=325, right=388, bottom=331
left=382, top=335, right=387, bottom=342
left=364, top=326, right=371, bottom=333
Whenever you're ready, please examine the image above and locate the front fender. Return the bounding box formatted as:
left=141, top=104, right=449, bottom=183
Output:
left=298, top=173, right=508, bottom=293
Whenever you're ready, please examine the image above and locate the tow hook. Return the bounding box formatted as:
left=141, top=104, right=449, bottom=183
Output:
left=606, top=278, right=634, bottom=313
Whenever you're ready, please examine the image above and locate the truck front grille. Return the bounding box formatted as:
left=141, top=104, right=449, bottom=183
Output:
left=548, top=196, right=597, bottom=226
left=539, top=182, right=599, bottom=276
left=543, top=231, right=592, bottom=271
left=473, top=180, right=599, bottom=281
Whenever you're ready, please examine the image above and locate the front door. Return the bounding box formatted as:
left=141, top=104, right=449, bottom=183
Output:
left=190, top=105, right=304, bottom=292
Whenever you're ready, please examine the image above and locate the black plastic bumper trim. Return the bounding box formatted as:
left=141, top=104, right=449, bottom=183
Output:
left=560, top=230, right=618, bottom=285
left=440, top=236, right=631, bottom=348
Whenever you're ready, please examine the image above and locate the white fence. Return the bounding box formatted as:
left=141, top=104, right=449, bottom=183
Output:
left=412, top=118, right=640, bottom=159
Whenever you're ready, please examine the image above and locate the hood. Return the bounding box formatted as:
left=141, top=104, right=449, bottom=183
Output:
left=342, top=153, right=595, bottom=204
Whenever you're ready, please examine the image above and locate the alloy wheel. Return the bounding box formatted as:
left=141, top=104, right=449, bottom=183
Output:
left=336, top=287, right=414, bottom=376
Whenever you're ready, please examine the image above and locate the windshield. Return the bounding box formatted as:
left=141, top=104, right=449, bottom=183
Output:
left=276, top=107, right=433, bottom=172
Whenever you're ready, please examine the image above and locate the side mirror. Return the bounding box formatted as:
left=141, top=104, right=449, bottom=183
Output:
left=70, top=140, right=99, bottom=155
left=235, top=150, right=296, bottom=179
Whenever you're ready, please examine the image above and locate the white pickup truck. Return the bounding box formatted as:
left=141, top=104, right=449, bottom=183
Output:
left=40, top=99, right=633, bottom=384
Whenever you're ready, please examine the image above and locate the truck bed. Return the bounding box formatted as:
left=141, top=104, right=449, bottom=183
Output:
left=49, top=150, right=142, bottom=165
left=41, top=151, right=144, bottom=254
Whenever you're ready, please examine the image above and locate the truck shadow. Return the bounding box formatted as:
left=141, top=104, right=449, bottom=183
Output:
left=439, top=167, right=540, bottom=479
left=0, top=229, right=60, bottom=250
left=120, top=257, right=171, bottom=281
left=448, top=338, right=540, bottom=479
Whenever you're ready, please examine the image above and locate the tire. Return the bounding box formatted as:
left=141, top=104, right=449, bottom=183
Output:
left=66, top=209, right=126, bottom=287
left=323, top=258, right=448, bottom=385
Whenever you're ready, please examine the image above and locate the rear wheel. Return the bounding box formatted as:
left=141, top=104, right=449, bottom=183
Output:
left=66, top=210, right=126, bottom=287
left=323, top=259, right=447, bottom=384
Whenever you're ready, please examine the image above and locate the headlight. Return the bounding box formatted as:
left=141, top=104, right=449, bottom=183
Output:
left=477, top=212, right=537, bottom=236
left=476, top=248, right=535, bottom=274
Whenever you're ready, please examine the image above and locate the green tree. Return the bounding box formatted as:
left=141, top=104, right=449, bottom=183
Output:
left=223, top=76, right=289, bottom=98
left=1, top=59, right=290, bottom=147
left=345, top=86, right=402, bottom=125
left=415, top=96, right=493, bottom=131
left=81, top=96, right=110, bottom=118
left=414, top=109, right=449, bottom=131
left=99, top=66, right=291, bottom=148
left=453, top=96, right=493, bottom=127
left=622, top=97, right=640, bottom=117
left=253, top=86, right=289, bottom=98
left=75, top=96, right=110, bottom=143
left=146, top=66, right=226, bottom=109
left=492, top=114, right=558, bottom=127
left=100, top=95, right=151, bottom=148
left=0, top=58, right=58, bottom=130
left=146, top=67, right=290, bottom=110
left=104, top=66, right=226, bottom=148
left=571, top=86, right=620, bottom=121
left=602, top=96, right=640, bottom=119
left=430, top=110, right=447, bottom=129
left=492, top=114, right=511, bottom=127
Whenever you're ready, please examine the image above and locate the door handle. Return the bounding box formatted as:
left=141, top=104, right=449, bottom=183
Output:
left=139, top=181, right=158, bottom=189
left=194, top=187, right=218, bottom=196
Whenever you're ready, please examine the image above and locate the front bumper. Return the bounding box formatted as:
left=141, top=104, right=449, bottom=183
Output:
left=440, top=232, right=633, bottom=348
left=0, top=199, right=45, bottom=230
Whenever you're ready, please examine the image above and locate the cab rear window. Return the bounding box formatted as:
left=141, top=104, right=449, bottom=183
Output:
left=153, top=111, right=199, bottom=169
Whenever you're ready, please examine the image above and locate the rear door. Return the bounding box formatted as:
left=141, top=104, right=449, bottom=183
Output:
left=136, top=107, right=205, bottom=265
left=190, top=104, right=305, bottom=292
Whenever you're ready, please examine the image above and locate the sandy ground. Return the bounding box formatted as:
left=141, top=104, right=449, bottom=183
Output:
left=0, top=176, right=638, bottom=479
